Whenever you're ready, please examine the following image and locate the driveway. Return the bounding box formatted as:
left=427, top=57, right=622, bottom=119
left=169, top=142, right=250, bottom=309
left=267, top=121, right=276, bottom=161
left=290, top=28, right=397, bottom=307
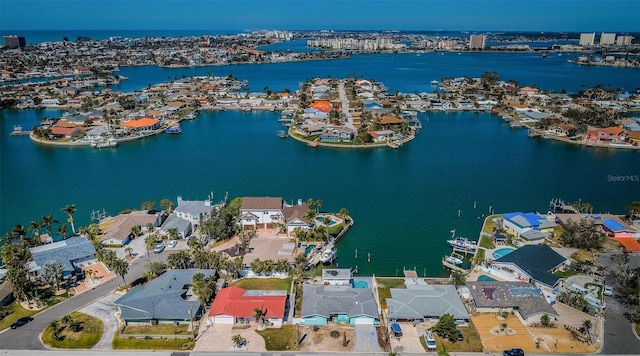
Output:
left=78, top=292, right=121, bottom=349
left=193, top=323, right=265, bottom=352
left=388, top=322, right=425, bottom=354
left=354, top=325, right=382, bottom=353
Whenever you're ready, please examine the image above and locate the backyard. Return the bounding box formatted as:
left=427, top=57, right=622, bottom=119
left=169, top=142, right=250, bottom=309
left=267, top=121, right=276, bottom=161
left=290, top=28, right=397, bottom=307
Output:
left=231, top=277, right=292, bottom=292
left=375, top=278, right=406, bottom=308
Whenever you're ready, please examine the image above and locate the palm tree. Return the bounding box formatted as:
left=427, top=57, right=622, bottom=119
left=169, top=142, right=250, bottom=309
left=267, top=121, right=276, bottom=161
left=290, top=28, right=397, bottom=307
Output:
left=125, top=246, right=134, bottom=257
left=130, top=225, right=141, bottom=240
left=27, top=220, right=41, bottom=239
left=626, top=201, right=640, bottom=220
left=40, top=214, right=57, bottom=237
left=231, top=334, right=246, bottom=348
left=61, top=204, right=77, bottom=234
left=339, top=208, right=350, bottom=222
left=145, top=222, right=155, bottom=235
left=144, top=234, right=157, bottom=257
left=581, top=319, right=592, bottom=338
left=57, top=224, right=68, bottom=240
left=254, top=307, right=267, bottom=328
left=112, top=258, right=129, bottom=290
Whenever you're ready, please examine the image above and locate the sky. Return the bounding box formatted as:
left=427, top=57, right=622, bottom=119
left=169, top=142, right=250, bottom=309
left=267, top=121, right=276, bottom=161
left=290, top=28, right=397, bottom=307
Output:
left=1, top=0, right=639, bottom=32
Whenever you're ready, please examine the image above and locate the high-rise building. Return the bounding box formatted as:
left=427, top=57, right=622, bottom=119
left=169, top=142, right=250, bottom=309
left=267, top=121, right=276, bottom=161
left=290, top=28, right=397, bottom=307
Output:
left=616, top=35, right=634, bottom=46
left=599, top=33, right=616, bottom=45
left=3, top=35, right=26, bottom=49
left=579, top=33, right=595, bottom=46
left=469, top=34, right=486, bottom=50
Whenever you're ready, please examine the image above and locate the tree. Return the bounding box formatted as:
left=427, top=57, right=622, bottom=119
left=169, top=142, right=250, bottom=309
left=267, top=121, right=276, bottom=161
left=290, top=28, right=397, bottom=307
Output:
left=6, top=268, right=31, bottom=302
left=112, top=258, right=129, bottom=289
left=431, top=313, right=457, bottom=341
left=339, top=208, right=350, bottom=222
left=160, top=198, right=174, bottom=213
left=43, top=261, right=64, bottom=291
left=451, top=270, right=466, bottom=286
left=145, top=222, right=155, bottom=235
left=167, top=250, right=191, bottom=269
left=540, top=314, right=551, bottom=327
left=61, top=204, right=77, bottom=234
left=145, top=234, right=158, bottom=256
left=57, top=224, right=68, bottom=240
left=130, top=225, right=142, bottom=240
left=231, top=334, right=246, bottom=348
left=561, top=219, right=606, bottom=251
left=192, top=272, right=216, bottom=305
left=145, top=261, right=167, bottom=279
left=141, top=200, right=156, bottom=211
left=581, top=319, right=592, bottom=338
left=124, top=246, right=134, bottom=257
left=254, top=307, right=267, bottom=328
left=626, top=201, right=640, bottom=219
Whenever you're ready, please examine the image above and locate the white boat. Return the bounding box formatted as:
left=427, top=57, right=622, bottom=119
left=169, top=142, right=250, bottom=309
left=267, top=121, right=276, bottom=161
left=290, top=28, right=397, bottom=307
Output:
left=431, top=80, right=439, bottom=86
left=444, top=253, right=464, bottom=265
left=319, top=247, right=337, bottom=264
left=447, top=237, right=477, bottom=252
left=108, top=137, right=118, bottom=147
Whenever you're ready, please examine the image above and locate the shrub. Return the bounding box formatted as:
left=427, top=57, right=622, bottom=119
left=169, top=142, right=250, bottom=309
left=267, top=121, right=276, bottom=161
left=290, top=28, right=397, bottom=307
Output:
left=330, top=330, right=340, bottom=338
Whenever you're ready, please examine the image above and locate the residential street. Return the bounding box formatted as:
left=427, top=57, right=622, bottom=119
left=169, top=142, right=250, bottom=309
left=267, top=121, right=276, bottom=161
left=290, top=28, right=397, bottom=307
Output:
left=0, top=249, right=168, bottom=349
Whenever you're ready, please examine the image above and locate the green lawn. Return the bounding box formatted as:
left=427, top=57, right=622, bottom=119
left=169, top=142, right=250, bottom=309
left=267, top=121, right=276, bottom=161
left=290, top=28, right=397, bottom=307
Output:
left=479, top=235, right=495, bottom=249
left=41, top=312, right=103, bottom=349
left=122, top=323, right=191, bottom=335
left=375, top=278, right=406, bottom=308
left=584, top=283, right=603, bottom=299
left=231, top=277, right=292, bottom=293
left=481, top=214, right=502, bottom=235
left=0, top=301, right=39, bottom=331
left=474, top=249, right=486, bottom=264
left=257, top=324, right=297, bottom=350
left=435, top=322, right=483, bottom=353
left=554, top=266, right=579, bottom=278
left=112, top=333, right=194, bottom=350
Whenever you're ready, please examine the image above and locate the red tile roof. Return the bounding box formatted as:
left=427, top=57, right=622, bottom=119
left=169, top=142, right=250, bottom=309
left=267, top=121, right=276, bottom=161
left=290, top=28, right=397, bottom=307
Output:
left=209, top=286, right=286, bottom=318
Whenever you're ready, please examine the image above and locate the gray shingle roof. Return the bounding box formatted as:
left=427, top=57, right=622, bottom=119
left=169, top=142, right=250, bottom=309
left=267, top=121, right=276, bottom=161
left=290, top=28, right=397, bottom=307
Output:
left=29, top=236, right=95, bottom=275
left=386, top=285, right=469, bottom=321
left=466, top=281, right=558, bottom=319
left=176, top=197, right=215, bottom=217
left=494, top=245, right=565, bottom=287
left=301, top=284, right=378, bottom=320
left=115, top=269, right=216, bottom=322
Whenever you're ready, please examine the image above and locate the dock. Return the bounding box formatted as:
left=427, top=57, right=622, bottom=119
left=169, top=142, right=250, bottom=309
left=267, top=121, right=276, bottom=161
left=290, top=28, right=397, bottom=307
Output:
left=441, top=257, right=467, bottom=273
left=309, top=137, right=319, bottom=148
left=10, top=126, right=31, bottom=136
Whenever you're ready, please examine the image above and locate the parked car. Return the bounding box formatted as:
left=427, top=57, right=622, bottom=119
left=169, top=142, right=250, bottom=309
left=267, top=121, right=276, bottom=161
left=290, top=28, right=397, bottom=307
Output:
left=153, top=243, right=165, bottom=253
left=603, top=285, right=613, bottom=296
left=503, top=348, right=525, bottom=356
left=167, top=240, right=177, bottom=248
left=455, top=329, right=464, bottom=341
left=11, top=317, right=33, bottom=329
left=424, top=332, right=437, bottom=350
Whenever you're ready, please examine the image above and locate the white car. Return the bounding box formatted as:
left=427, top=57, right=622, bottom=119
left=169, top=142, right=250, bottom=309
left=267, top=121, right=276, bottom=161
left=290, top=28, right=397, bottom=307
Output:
left=167, top=240, right=177, bottom=248
left=603, top=285, right=613, bottom=296
left=424, top=332, right=437, bottom=350
left=153, top=243, right=165, bottom=253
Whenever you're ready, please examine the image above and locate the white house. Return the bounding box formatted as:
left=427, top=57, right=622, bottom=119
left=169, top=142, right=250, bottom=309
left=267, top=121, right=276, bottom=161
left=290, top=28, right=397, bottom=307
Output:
left=174, top=195, right=217, bottom=228
left=240, top=197, right=284, bottom=230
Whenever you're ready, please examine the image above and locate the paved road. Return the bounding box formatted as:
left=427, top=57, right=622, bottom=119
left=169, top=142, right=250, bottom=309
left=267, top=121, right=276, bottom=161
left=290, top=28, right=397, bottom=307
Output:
left=603, top=295, right=640, bottom=354
left=0, top=249, right=168, bottom=349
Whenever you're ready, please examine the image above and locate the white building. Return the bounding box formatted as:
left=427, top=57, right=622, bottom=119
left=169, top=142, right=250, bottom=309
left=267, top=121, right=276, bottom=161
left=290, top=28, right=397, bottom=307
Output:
left=599, top=33, right=616, bottom=45
left=579, top=33, right=595, bottom=46
left=616, top=35, right=634, bottom=46
left=469, top=34, right=486, bottom=49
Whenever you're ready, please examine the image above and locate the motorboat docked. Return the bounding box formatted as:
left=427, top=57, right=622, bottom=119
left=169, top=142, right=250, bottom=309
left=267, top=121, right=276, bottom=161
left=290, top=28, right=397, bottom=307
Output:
left=444, top=253, right=464, bottom=265
left=319, top=247, right=337, bottom=264
left=10, top=125, right=31, bottom=136
left=430, top=80, right=439, bottom=86
left=447, top=237, right=477, bottom=252
left=277, top=130, right=288, bottom=138
left=91, top=137, right=118, bottom=149
left=183, top=112, right=196, bottom=120
left=387, top=140, right=403, bottom=149
left=165, top=123, right=181, bottom=135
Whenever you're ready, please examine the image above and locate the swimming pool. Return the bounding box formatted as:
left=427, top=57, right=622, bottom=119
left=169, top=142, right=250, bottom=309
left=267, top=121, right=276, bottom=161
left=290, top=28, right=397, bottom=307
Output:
left=304, top=244, right=316, bottom=255
left=492, top=247, right=515, bottom=259
left=477, top=275, right=496, bottom=282
left=353, top=280, right=369, bottom=288
left=315, top=216, right=337, bottom=226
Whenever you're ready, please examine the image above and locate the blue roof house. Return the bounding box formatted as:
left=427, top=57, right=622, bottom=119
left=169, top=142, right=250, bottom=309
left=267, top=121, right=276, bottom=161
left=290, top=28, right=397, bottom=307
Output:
left=114, top=269, right=217, bottom=326
left=27, top=236, right=96, bottom=278
left=502, top=212, right=556, bottom=242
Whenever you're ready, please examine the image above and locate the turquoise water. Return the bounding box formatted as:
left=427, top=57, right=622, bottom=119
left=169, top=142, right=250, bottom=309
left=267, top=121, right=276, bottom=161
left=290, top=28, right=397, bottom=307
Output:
left=477, top=275, right=497, bottom=282
left=492, top=247, right=516, bottom=259
left=353, top=280, right=369, bottom=289
left=304, top=244, right=317, bottom=255
left=316, top=216, right=337, bottom=226
left=2, top=52, right=639, bottom=276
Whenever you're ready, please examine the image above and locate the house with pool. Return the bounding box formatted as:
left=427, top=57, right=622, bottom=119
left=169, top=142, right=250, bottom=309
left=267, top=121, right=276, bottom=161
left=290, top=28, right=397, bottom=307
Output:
left=491, top=244, right=566, bottom=290
left=299, top=269, right=379, bottom=326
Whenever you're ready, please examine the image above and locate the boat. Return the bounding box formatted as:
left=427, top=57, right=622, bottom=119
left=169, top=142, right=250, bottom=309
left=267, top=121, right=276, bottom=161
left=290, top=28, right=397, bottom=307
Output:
left=91, top=139, right=111, bottom=149
left=277, top=130, right=288, bottom=138
left=165, top=123, right=181, bottom=135
left=387, top=140, right=403, bottom=149
left=447, top=237, right=477, bottom=252
left=319, top=247, right=337, bottom=264
left=430, top=80, right=439, bottom=86
left=444, top=253, right=464, bottom=265
left=10, top=125, right=31, bottom=136
left=183, top=112, right=196, bottom=120
left=108, top=137, right=118, bottom=147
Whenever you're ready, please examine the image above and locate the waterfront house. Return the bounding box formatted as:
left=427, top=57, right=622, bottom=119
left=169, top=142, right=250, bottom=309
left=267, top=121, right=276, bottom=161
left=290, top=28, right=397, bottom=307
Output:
left=320, top=127, right=355, bottom=142
left=174, top=196, right=218, bottom=228
left=114, top=269, right=216, bottom=326
left=49, top=125, right=85, bottom=139
left=369, top=130, right=395, bottom=142
left=281, top=201, right=313, bottom=234
left=101, top=210, right=162, bottom=246
left=465, top=281, right=558, bottom=325
left=160, top=213, right=192, bottom=239
left=27, top=236, right=96, bottom=278
left=321, top=268, right=351, bottom=286
left=300, top=283, right=379, bottom=326
left=582, top=126, right=624, bottom=142
left=240, top=197, right=284, bottom=230
left=492, top=244, right=566, bottom=289
left=553, top=213, right=639, bottom=239
left=208, top=286, right=287, bottom=327
left=121, top=117, right=161, bottom=132
left=378, top=115, right=405, bottom=130
left=500, top=212, right=556, bottom=240
left=547, top=123, right=576, bottom=137
left=386, top=284, right=469, bottom=323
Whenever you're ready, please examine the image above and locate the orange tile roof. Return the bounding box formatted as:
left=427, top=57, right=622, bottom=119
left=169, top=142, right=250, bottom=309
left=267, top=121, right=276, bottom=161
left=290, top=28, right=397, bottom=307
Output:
left=122, top=117, right=160, bottom=128
left=310, top=100, right=331, bottom=113
left=56, top=119, right=77, bottom=128
left=209, top=286, right=286, bottom=318
left=51, top=126, right=85, bottom=135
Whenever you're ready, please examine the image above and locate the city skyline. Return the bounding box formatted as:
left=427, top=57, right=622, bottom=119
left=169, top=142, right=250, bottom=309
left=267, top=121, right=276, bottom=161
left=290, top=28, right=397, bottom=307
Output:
left=1, top=0, right=639, bottom=32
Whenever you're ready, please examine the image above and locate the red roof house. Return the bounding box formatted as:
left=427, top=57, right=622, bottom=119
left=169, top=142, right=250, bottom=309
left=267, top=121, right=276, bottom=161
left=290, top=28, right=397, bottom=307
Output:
left=208, top=286, right=287, bottom=327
